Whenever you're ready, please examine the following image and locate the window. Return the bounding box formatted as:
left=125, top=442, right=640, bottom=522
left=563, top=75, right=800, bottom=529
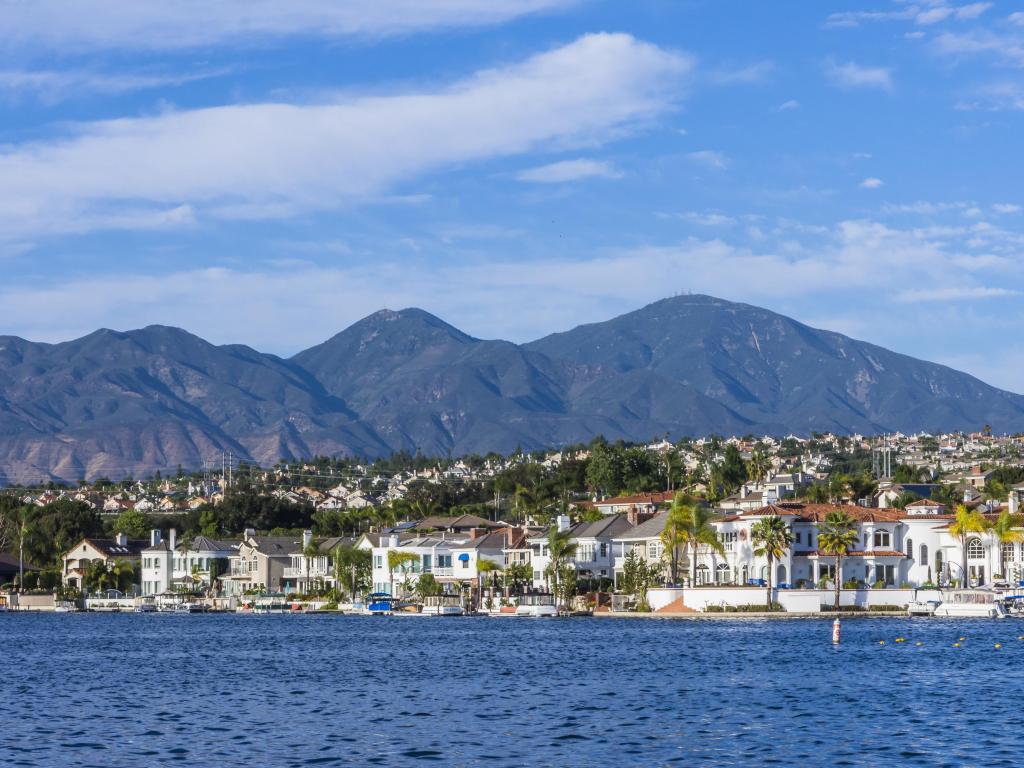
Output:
left=875, top=564, right=895, bottom=586
left=599, top=543, right=607, bottom=558
left=967, top=538, right=984, bottom=559
left=920, top=544, right=928, bottom=565
left=647, top=541, right=662, bottom=560
left=461, top=558, right=469, bottom=569
left=873, top=530, right=891, bottom=548
left=374, top=555, right=383, bottom=569
left=795, top=532, right=802, bottom=544
left=906, top=538, right=913, bottom=561
left=1003, top=542, right=1015, bottom=565
left=438, top=555, right=452, bottom=569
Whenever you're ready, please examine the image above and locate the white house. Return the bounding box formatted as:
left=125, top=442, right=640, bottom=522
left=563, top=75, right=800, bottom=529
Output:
left=140, top=530, right=238, bottom=596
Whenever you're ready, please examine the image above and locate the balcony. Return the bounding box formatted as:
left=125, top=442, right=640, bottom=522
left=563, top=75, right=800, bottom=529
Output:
left=283, top=566, right=333, bottom=579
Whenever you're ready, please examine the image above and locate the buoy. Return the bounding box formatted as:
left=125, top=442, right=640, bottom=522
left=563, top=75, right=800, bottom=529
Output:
left=832, top=617, right=841, bottom=645
left=878, top=640, right=886, bottom=645
left=915, top=641, right=923, bottom=647
left=953, top=642, right=961, bottom=648
left=995, top=643, right=1002, bottom=649
left=959, top=636, right=966, bottom=642
left=895, top=637, right=905, bottom=643
left=1018, top=635, right=1023, bottom=641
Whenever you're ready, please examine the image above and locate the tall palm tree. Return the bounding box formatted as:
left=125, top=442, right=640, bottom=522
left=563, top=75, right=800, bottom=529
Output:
left=949, top=504, right=987, bottom=586
left=477, top=559, right=501, bottom=610
left=669, top=497, right=726, bottom=587
left=546, top=527, right=578, bottom=609
left=302, top=538, right=321, bottom=594
left=659, top=494, right=698, bottom=585
left=817, top=509, right=859, bottom=610
left=989, top=509, right=1023, bottom=580
left=747, top=449, right=771, bottom=485
left=751, top=514, right=794, bottom=610
left=387, top=551, right=419, bottom=597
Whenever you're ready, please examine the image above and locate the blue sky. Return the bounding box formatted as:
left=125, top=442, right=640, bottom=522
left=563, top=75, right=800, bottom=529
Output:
left=2, top=1, right=1024, bottom=389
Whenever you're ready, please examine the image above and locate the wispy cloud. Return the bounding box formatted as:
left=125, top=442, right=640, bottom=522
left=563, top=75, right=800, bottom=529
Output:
left=775, top=99, right=800, bottom=111
left=859, top=177, right=884, bottom=189
left=0, top=33, right=691, bottom=237
left=824, top=60, right=893, bottom=90
left=933, top=29, right=1024, bottom=66
left=0, top=68, right=226, bottom=103
left=895, top=286, right=1019, bottom=302
left=825, top=3, right=992, bottom=29
left=685, top=150, right=729, bottom=169
left=514, top=158, right=623, bottom=183
left=1, top=0, right=578, bottom=50
left=707, top=61, right=776, bottom=85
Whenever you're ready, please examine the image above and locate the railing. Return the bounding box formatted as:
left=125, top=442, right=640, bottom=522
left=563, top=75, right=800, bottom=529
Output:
left=283, top=566, right=333, bottom=579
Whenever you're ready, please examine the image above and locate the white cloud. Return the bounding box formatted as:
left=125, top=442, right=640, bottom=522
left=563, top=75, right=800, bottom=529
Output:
left=993, top=203, right=1022, bottom=214
left=1, top=0, right=577, bottom=50
left=775, top=99, right=800, bottom=111
left=514, top=158, right=623, bottom=183
left=894, top=286, right=1020, bottom=302
left=824, top=60, right=893, bottom=90
left=1011, top=12, right=1024, bottom=27
left=934, top=30, right=1024, bottom=66
left=860, top=177, right=884, bottom=189
left=0, top=68, right=224, bottom=103
left=825, top=3, right=991, bottom=28
left=707, top=61, right=776, bottom=85
left=676, top=211, right=737, bottom=227
left=0, top=33, right=691, bottom=237
left=685, top=150, right=729, bottom=169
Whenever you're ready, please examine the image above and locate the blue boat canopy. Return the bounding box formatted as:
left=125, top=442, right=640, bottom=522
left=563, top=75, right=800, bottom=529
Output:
left=457, top=553, right=470, bottom=562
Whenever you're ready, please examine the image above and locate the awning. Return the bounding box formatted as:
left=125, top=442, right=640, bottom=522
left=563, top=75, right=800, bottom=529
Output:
left=458, top=553, right=470, bottom=562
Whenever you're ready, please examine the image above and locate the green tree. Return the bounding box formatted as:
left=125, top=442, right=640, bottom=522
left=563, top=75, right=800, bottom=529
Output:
left=747, top=449, right=771, bottom=485
left=817, top=509, right=859, bottom=610
left=333, top=545, right=372, bottom=600
left=546, top=527, right=578, bottom=609
left=989, top=510, right=1023, bottom=579
left=660, top=494, right=700, bottom=585
left=621, top=548, right=661, bottom=610
left=198, top=508, right=219, bottom=537
left=718, top=444, right=748, bottom=493
left=949, top=504, right=987, bottom=586
left=751, top=515, right=794, bottom=611
left=387, top=551, right=419, bottom=597
left=669, top=497, right=725, bottom=586
left=414, top=572, right=443, bottom=600
left=112, top=508, right=150, bottom=538
left=503, top=562, right=531, bottom=594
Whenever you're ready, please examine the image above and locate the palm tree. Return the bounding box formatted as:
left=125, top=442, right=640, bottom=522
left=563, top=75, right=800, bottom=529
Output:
left=989, top=509, right=1023, bottom=580
left=949, top=504, right=987, bottom=586
left=302, top=538, right=321, bottom=594
left=747, top=449, right=771, bottom=485
left=546, top=527, right=578, bottom=609
left=669, top=497, right=726, bottom=587
left=387, top=551, right=419, bottom=597
left=751, top=514, right=794, bottom=610
left=659, top=494, right=699, bottom=584
left=817, top=510, right=859, bottom=610
left=477, top=559, right=501, bottom=610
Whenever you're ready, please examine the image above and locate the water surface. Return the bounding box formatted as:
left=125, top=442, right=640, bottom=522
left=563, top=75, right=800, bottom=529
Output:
left=1, top=614, right=1019, bottom=767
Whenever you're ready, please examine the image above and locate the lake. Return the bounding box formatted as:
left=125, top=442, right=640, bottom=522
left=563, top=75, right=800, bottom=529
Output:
left=0, top=614, right=1020, bottom=767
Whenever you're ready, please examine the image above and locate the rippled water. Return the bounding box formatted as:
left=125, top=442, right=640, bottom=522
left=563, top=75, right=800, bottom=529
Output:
left=1, top=614, right=1021, bottom=767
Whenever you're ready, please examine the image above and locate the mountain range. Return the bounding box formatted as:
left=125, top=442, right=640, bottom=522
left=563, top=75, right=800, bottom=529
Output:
left=1, top=294, right=1021, bottom=484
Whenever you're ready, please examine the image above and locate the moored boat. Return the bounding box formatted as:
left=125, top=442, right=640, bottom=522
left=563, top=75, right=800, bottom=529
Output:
left=515, top=593, right=558, bottom=617
left=421, top=594, right=464, bottom=616
left=933, top=589, right=1007, bottom=618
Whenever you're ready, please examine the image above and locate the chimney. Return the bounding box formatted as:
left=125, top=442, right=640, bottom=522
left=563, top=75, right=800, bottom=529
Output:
left=469, top=527, right=487, bottom=540
left=150, top=529, right=162, bottom=547
left=244, top=527, right=256, bottom=540
left=169, top=528, right=177, bottom=552
left=556, top=515, right=571, bottom=533
left=1010, top=493, right=1019, bottom=516
left=115, top=532, right=128, bottom=546
left=388, top=534, right=399, bottom=548
left=302, top=529, right=313, bottom=549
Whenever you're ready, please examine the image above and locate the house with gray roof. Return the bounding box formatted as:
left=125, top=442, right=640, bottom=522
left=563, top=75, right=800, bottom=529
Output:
left=224, top=529, right=301, bottom=595
left=527, top=514, right=637, bottom=591
left=140, top=529, right=237, bottom=596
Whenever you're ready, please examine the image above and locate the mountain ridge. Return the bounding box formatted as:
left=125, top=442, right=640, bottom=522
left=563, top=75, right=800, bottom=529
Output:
left=0, top=294, right=1019, bottom=483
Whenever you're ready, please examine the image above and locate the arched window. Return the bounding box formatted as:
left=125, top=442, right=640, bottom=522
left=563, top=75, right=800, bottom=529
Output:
left=696, top=563, right=710, bottom=585
left=906, top=538, right=914, bottom=561
left=716, top=563, right=730, bottom=584
left=920, top=544, right=928, bottom=565
left=873, top=530, right=891, bottom=548
left=967, top=538, right=984, bottom=559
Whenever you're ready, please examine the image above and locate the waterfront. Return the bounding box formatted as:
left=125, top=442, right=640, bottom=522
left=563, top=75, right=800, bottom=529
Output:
left=2, top=616, right=1023, bottom=766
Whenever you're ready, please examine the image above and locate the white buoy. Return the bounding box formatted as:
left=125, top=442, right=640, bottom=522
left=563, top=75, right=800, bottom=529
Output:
left=832, top=617, right=841, bottom=644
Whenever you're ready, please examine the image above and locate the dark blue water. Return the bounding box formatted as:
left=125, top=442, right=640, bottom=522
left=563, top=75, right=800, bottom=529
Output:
left=1, top=614, right=1022, bottom=767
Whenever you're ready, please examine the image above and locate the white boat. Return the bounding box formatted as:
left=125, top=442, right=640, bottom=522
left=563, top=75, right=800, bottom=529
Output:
left=907, top=600, right=940, bottom=617
left=421, top=595, right=464, bottom=616
left=133, top=603, right=157, bottom=613
left=933, top=589, right=1007, bottom=618
left=54, top=600, right=80, bottom=613
left=515, top=593, right=558, bottom=617
left=174, top=602, right=208, bottom=614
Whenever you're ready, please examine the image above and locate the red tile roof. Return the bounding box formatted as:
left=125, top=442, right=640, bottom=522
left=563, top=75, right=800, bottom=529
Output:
left=742, top=503, right=903, bottom=523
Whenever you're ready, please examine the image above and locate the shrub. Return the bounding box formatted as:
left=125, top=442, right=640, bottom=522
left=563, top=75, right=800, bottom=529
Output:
left=868, top=604, right=904, bottom=612
left=842, top=579, right=859, bottom=589
left=873, top=580, right=885, bottom=589
left=824, top=604, right=866, bottom=612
